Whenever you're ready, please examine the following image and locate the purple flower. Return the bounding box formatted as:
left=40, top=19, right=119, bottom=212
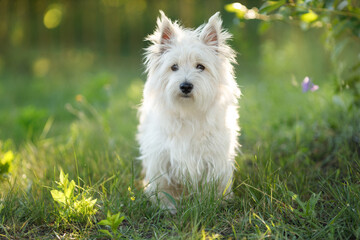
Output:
left=302, top=77, right=319, bottom=92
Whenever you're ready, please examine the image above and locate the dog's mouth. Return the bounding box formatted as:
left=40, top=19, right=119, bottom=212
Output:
left=179, top=93, right=193, bottom=99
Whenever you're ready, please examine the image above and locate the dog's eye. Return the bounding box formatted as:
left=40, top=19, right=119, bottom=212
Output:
left=171, top=64, right=179, bottom=71
left=196, top=64, right=205, bottom=71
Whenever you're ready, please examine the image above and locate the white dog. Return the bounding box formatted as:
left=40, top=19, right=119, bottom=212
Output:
left=137, top=11, right=240, bottom=210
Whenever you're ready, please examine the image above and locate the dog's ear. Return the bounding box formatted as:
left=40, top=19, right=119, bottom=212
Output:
left=200, top=12, right=222, bottom=47
left=157, top=10, right=176, bottom=50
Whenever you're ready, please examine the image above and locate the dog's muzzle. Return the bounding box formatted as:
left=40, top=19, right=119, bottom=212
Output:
left=179, top=82, right=193, bottom=95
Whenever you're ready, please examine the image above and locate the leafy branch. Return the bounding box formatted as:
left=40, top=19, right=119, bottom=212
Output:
left=226, top=1, right=360, bottom=106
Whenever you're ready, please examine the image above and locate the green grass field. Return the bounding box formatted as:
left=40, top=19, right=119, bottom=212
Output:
left=0, top=27, right=359, bottom=239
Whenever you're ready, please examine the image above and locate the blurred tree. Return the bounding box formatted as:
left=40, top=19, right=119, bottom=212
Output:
left=0, top=0, right=233, bottom=60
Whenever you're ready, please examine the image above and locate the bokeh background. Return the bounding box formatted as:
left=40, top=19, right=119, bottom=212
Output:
left=0, top=0, right=334, bottom=144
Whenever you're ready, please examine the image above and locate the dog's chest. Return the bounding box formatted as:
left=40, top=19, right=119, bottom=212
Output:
left=164, top=119, right=221, bottom=161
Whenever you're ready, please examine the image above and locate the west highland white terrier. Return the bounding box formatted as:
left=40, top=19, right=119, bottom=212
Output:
left=137, top=11, right=240, bottom=211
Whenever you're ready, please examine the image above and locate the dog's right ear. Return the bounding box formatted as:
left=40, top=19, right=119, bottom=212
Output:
left=157, top=11, right=176, bottom=52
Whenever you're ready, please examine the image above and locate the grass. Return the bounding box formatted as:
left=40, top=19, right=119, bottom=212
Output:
left=0, top=28, right=360, bottom=239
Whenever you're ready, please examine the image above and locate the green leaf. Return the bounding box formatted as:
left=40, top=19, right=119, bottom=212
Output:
left=259, top=0, right=286, bottom=14
left=98, top=219, right=111, bottom=226
left=59, top=170, right=65, bottom=185
left=87, top=197, right=97, bottom=208
left=59, top=170, right=69, bottom=191
left=309, top=192, right=321, bottom=211
left=114, top=216, right=125, bottom=228
left=161, top=191, right=177, bottom=208
left=300, top=10, right=318, bottom=23
left=113, top=212, right=121, bottom=220
left=51, top=190, right=66, bottom=204
left=288, top=191, right=305, bottom=209
left=99, top=229, right=114, bottom=238
left=65, top=180, right=75, bottom=199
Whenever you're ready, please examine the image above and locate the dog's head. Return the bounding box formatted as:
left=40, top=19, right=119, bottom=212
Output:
left=143, top=11, right=237, bottom=113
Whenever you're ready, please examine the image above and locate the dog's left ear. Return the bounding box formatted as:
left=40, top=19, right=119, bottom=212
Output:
left=158, top=10, right=176, bottom=46
left=200, top=12, right=222, bottom=47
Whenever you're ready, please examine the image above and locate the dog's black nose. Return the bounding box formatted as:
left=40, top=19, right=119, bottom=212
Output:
left=180, top=82, right=193, bottom=94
